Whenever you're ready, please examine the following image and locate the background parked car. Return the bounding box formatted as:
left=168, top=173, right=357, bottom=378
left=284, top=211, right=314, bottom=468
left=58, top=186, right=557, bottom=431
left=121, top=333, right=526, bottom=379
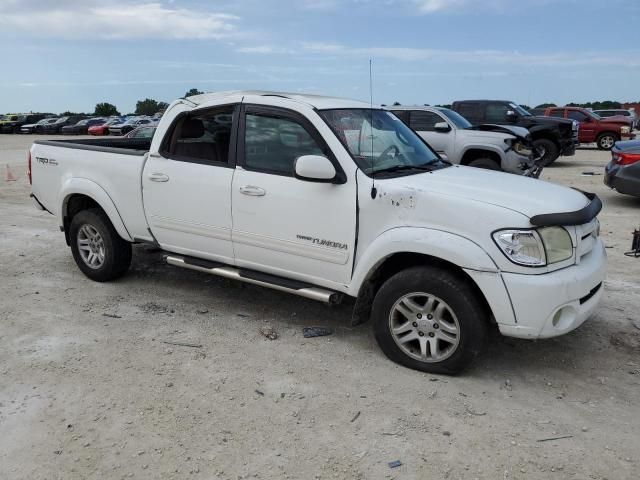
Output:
left=124, top=125, right=157, bottom=139
left=0, top=114, right=47, bottom=133
left=109, top=117, right=154, bottom=135
left=87, top=117, right=123, bottom=136
left=61, top=118, right=106, bottom=135
left=39, top=116, right=86, bottom=134
left=21, top=117, right=59, bottom=134
left=604, top=140, right=640, bottom=197
left=0, top=113, right=21, bottom=131
left=451, top=100, right=578, bottom=166
left=543, top=106, right=635, bottom=150
left=388, top=106, right=539, bottom=175
left=594, top=109, right=638, bottom=129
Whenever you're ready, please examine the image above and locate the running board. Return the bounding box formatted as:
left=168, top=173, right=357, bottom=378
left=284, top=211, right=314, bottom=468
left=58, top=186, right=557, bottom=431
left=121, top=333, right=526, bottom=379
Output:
left=164, top=255, right=342, bottom=305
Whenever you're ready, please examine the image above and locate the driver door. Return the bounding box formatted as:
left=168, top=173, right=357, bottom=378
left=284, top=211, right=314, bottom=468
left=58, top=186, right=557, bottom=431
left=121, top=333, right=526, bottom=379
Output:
left=231, top=105, right=356, bottom=287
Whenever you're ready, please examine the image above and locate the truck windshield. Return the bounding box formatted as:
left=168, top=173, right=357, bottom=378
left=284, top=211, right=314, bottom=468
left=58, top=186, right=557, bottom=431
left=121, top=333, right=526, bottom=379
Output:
left=319, top=109, right=447, bottom=175
left=438, top=108, right=472, bottom=129
left=509, top=103, right=532, bottom=117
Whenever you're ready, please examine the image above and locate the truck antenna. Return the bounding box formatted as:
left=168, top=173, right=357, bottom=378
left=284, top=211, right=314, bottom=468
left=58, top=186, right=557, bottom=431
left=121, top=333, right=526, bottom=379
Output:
left=369, top=58, right=377, bottom=200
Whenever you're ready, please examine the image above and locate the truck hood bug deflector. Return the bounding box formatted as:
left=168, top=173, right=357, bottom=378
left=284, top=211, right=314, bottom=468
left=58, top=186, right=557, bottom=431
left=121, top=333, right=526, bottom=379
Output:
left=380, top=166, right=597, bottom=224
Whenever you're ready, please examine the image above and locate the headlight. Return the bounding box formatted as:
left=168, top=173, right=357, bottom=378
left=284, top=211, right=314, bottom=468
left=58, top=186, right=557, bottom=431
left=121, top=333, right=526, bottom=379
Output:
left=621, top=126, right=631, bottom=134
left=538, top=227, right=573, bottom=264
left=493, top=230, right=546, bottom=266
left=493, top=227, right=573, bottom=267
left=513, top=141, right=532, bottom=157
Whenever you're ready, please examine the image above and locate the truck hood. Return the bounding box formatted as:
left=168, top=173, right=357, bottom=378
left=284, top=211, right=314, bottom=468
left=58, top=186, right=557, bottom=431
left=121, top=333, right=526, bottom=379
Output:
left=384, top=165, right=589, bottom=220
left=601, top=116, right=632, bottom=126
left=530, top=115, right=574, bottom=127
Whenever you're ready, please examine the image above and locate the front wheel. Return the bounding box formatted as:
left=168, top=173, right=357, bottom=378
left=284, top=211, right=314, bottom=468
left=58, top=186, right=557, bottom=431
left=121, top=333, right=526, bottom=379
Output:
left=532, top=138, right=559, bottom=166
left=596, top=133, right=618, bottom=150
left=468, top=157, right=501, bottom=171
left=69, top=208, right=132, bottom=282
left=372, top=267, right=488, bottom=374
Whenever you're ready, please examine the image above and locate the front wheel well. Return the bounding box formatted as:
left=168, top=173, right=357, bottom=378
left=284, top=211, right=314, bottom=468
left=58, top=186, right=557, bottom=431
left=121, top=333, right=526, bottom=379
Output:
left=62, top=194, right=104, bottom=245
left=351, top=252, right=492, bottom=326
left=460, top=149, right=501, bottom=167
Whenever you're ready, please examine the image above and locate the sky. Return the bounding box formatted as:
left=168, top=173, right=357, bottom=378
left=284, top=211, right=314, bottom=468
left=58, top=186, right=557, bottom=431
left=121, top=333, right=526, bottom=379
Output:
left=0, top=0, right=638, bottom=114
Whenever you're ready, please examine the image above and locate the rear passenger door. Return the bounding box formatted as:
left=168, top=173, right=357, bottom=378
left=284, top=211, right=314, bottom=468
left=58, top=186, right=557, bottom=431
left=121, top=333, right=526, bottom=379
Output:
left=231, top=105, right=356, bottom=287
left=142, top=105, right=237, bottom=263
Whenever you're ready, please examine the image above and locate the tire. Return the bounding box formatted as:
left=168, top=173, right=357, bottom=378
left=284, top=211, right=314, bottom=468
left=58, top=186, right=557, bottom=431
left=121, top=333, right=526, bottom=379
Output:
left=468, top=157, right=501, bottom=171
left=372, top=266, right=488, bottom=375
left=596, top=133, right=618, bottom=151
left=69, top=208, right=132, bottom=282
left=532, top=138, right=559, bottom=166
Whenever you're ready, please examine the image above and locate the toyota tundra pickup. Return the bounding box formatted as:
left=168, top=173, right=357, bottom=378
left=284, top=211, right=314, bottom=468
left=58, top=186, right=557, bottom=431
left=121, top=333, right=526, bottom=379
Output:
left=29, top=91, right=606, bottom=374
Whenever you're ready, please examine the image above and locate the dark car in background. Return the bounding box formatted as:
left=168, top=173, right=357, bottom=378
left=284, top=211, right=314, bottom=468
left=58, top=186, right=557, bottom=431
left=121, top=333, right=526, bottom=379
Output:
left=605, top=140, right=640, bottom=198
left=109, top=117, right=154, bottom=136
left=0, top=113, right=47, bottom=133
left=21, top=117, right=59, bottom=134
left=39, top=116, right=86, bottom=134
left=451, top=100, right=578, bottom=166
left=61, top=118, right=106, bottom=135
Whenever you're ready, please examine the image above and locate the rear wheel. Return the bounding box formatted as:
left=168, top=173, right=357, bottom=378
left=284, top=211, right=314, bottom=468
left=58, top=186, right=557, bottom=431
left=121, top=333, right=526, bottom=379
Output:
left=532, top=138, right=559, bottom=166
left=69, top=208, right=132, bottom=282
left=596, top=133, right=618, bottom=150
left=468, top=157, right=501, bottom=171
left=372, top=266, right=488, bottom=374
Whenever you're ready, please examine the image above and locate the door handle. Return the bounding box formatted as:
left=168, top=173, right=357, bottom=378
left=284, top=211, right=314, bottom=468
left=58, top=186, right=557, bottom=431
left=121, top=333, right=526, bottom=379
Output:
left=239, top=185, right=266, bottom=196
left=148, top=173, right=169, bottom=182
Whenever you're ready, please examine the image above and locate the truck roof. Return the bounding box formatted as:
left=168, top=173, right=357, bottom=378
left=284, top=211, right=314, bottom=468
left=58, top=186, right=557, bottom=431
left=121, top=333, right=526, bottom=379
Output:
left=184, top=90, right=371, bottom=110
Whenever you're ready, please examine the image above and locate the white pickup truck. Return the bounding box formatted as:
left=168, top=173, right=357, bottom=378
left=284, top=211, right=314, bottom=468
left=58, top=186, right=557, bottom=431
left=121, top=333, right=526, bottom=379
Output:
left=29, top=91, right=606, bottom=374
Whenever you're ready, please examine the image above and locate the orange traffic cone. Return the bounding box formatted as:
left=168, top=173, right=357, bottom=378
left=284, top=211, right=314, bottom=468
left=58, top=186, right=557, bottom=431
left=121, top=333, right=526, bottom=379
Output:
left=5, top=164, right=17, bottom=182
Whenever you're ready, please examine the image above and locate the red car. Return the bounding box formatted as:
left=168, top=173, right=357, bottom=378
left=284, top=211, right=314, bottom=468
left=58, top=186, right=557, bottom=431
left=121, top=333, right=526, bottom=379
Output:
left=543, top=106, right=634, bottom=150
left=88, top=118, right=122, bottom=136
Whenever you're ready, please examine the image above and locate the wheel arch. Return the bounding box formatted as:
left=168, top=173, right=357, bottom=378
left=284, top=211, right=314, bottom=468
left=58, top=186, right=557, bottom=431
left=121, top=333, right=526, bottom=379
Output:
left=60, top=179, right=132, bottom=245
left=350, top=228, right=500, bottom=326
left=459, top=147, right=502, bottom=167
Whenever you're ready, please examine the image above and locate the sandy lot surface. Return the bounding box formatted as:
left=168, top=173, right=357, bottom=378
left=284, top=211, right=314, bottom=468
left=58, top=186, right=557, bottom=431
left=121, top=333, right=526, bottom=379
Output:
left=1, top=134, right=639, bottom=480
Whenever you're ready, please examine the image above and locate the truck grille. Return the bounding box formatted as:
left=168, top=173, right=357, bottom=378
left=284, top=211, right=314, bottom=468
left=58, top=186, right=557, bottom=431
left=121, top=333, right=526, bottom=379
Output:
left=575, top=219, right=598, bottom=263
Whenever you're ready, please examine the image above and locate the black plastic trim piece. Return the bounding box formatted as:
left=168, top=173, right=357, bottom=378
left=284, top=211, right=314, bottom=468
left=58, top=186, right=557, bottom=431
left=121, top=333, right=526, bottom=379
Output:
left=529, top=192, right=602, bottom=227
left=178, top=255, right=226, bottom=270
left=238, top=269, right=315, bottom=290
left=30, top=193, right=53, bottom=214
left=580, top=282, right=602, bottom=305
left=33, top=139, right=149, bottom=156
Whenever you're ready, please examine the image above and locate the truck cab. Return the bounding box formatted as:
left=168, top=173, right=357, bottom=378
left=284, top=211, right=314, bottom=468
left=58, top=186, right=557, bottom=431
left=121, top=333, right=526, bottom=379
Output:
left=544, top=106, right=635, bottom=150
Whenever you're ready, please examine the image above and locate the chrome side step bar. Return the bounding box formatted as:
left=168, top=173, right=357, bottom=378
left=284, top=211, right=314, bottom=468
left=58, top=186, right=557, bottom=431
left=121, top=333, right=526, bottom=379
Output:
left=165, top=255, right=342, bottom=305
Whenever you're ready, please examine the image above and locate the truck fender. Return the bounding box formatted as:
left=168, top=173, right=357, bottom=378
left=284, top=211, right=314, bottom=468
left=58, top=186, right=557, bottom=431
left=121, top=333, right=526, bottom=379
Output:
left=59, top=177, right=133, bottom=242
left=350, top=227, right=498, bottom=294
left=348, top=227, right=515, bottom=326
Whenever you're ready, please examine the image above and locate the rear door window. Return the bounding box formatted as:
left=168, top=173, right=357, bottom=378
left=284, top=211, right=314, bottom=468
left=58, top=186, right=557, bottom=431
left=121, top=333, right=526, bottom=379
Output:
left=485, top=103, right=509, bottom=123
left=409, top=111, right=443, bottom=131
left=549, top=109, right=565, bottom=118
left=456, top=103, right=481, bottom=123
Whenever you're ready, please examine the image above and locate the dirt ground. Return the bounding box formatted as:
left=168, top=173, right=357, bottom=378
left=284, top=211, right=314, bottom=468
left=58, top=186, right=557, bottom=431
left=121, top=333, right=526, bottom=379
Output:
left=1, top=134, right=639, bottom=480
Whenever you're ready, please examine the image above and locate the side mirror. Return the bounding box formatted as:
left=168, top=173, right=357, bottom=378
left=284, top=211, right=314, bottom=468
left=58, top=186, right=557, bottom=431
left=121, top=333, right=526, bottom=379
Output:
left=506, top=110, right=517, bottom=122
left=294, top=155, right=338, bottom=183
left=434, top=122, right=451, bottom=133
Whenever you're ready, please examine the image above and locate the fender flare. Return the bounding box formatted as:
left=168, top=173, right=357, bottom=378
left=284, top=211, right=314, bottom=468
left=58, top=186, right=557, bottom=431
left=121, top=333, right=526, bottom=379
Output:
left=349, top=227, right=498, bottom=296
left=59, top=177, right=133, bottom=242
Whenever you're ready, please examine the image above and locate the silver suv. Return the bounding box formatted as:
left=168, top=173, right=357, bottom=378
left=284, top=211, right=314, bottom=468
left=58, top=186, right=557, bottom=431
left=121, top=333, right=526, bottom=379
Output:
left=389, top=106, right=539, bottom=176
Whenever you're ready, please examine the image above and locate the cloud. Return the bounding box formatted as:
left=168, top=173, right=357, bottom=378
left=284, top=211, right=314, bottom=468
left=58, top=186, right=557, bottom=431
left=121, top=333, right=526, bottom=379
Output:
left=0, top=1, right=239, bottom=39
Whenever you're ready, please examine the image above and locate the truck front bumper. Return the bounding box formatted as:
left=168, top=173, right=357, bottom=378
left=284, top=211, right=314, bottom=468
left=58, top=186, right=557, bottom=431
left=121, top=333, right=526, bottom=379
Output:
left=503, top=150, right=532, bottom=175
left=497, top=239, right=606, bottom=339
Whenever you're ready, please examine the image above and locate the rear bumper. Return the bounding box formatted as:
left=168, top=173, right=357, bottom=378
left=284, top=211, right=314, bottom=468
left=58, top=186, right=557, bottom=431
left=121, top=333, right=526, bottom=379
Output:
left=604, top=161, right=640, bottom=197
left=498, top=240, right=606, bottom=339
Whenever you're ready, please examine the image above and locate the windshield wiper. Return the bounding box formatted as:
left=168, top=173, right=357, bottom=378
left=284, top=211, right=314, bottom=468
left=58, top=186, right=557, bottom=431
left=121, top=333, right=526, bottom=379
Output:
left=374, top=163, right=438, bottom=174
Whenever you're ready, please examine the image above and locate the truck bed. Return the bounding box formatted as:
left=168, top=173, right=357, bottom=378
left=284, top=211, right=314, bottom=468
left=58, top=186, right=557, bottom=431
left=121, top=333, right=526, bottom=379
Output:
left=34, top=137, right=152, bottom=155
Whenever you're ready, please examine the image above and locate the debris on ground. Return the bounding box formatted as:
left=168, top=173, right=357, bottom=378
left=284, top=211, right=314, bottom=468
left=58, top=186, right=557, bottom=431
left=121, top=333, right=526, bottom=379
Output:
left=162, top=340, right=203, bottom=348
left=581, top=171, right=602, bottom=176
left=537, top=435, right=573, bottom=442
left=350, top=411, right=361, bottom=423
left=302, top=326, right=333, bottom=338
left=196, top=309, right=209, bottom=314
left=255, top=389, right=265, bottom=396
left=102, top=313, right=122, bottom=319
left=259, top=326, right=278, bottom=340
left=388, top=460, right=402, bottom=469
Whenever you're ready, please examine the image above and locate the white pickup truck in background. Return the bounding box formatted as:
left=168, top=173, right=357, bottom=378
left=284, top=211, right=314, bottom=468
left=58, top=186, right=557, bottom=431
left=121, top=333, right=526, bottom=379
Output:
left=29, top=91, right=606, bottom=374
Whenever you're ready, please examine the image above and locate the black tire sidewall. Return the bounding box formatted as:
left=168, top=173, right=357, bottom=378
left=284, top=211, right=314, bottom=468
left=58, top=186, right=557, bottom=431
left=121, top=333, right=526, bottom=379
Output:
left=69, top=209, right=131, bottom=282
left=372, top=267, right=487, bottom=375
left=532, top=138, right=559, bottom=166
left=468, top=157, right=501, bottom=170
